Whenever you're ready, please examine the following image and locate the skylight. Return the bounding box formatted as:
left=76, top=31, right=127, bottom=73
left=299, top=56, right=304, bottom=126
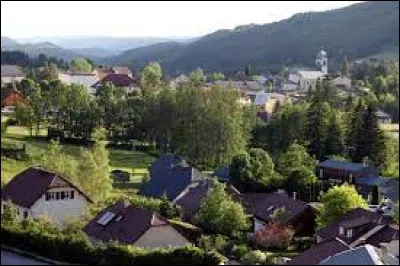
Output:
left=96, top=212, right=116, bottom=225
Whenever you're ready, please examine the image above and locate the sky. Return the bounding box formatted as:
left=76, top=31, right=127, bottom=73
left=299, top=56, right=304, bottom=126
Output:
left=1, top=1, right=362, bottom=39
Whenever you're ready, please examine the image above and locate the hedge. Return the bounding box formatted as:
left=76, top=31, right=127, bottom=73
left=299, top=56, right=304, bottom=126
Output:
left=1, top=220, right=224, bottom=265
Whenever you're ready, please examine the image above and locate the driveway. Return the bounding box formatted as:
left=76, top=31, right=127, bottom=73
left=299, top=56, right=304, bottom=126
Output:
left=1, top=249, right=51, bottom=265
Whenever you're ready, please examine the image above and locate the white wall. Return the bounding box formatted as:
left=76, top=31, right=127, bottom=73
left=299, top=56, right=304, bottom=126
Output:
left=1, top=76, right=24, bottom=84
left=134, top=226, right=190, bottom=249
left=30, top=187, right=89, bottom=225
left=281, top=83, right=298, bottom=91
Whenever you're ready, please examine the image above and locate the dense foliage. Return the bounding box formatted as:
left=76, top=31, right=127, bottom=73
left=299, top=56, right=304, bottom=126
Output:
left=317, top=183, right=368, bottom=228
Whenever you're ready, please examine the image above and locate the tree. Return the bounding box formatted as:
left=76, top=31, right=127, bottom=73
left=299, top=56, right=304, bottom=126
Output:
left=277, top=142, right=317, bottom=178
left=1, top=201, right=19, bottom=225
left=324, top=113, right=344, bottom=157
left=18, top=78, right=38, bottom=97
left=341, top=56, right=349, bottom=76
left=77, top=126, right=112, bottom=202
left=197, top=180, right=249, bottom=235
left=346, top=98, right=364, bottom=158
left=285, top=167, right=317, bottom=202
left=210, top=72, right=225, bottom=81
left=70, top=58, right=92, bottom=73
left=245, top=64, right=251, bottom=76
left=254, top=222, right=294, bottom=250
left=230, top=148, right=282, bottom=190
left=381, top=138, right=399, bottom=177
left=317, top=183, right=368, bottom=228
left=140, top=62, right=163, bottom=94
left=15, top=103, right=35, bottom=136
left=394, top=201, right=399, bottom=225
left=304, top=85, right=330, bottom=160
left=354, top=104, right=386, bottom=166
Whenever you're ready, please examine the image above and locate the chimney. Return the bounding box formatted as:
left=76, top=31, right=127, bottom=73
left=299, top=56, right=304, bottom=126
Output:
left=292, top=192, right=297, bottom=200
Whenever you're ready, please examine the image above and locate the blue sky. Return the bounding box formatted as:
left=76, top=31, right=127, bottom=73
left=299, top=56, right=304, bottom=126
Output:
left=1, top=1, right=361, bottom=38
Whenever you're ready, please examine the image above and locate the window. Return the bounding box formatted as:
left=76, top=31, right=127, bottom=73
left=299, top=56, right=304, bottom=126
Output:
left=61, top=191, right=66, bottom=200
left=346, top=229, right=353, bottom=238
left=70, top=190, right=74, bottom=199
left=46, top=192, right=50, bottom=201
left=23, top=211, right=28, bottom=219
left=56, top=192, right=60, bottom=200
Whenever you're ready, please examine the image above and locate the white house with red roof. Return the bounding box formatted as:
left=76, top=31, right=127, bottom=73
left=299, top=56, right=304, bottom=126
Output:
left=1, top=166, right=92, bottom=225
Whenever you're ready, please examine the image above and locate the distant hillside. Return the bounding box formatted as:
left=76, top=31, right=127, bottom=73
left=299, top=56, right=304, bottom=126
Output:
left=17, top=36, right=197, bottom=52
left=70, top=48, right=118, bottom=58
left=1, top=37, right=93, bottom=61
left=105, top=1, right=399, bottom=74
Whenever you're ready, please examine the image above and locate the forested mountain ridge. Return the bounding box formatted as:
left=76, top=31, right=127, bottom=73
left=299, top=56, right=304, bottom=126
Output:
left=104, top=1, right=399, bottom=74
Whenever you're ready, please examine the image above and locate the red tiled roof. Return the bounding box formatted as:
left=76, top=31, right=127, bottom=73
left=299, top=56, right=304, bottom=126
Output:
left=98, top=74, right=139, bottom=88
left=287, top=238, right=350, bottom=265
left=83, top=201, right=175, bottom=245
left=1, top=87, right=29, bottom=107
left=1, top=167, right=92, bottom=208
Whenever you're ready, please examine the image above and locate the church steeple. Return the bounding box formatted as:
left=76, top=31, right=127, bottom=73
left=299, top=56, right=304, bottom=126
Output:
left=315, top=48, right=328, bottom=75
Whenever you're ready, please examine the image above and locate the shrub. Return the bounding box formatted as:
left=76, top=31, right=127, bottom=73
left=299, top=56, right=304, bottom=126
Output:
left=254, top=222, right=294, bottom=250
left=242, top=250, right=266, bottom=265
left=1, top=218, right=224, bottom=265
left=232, top=244, right=249, bottom=260
left=1, top=122, right=8, bottom=134
left=168, top=219, right=203, bottom=243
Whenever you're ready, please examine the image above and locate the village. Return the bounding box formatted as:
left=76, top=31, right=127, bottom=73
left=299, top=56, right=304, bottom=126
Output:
left=1, top=1, right=400, bottom=265
left=1, top=44, right=399, bottom=265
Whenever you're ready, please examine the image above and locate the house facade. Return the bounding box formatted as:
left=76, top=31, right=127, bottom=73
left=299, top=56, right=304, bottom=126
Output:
left=1, top=166, right=92, bottom=225
left=1, top=87, right=29, bottom=114
left=1, top=65, right=25, bottom=84
left=317, top=160, right=375, bottom=184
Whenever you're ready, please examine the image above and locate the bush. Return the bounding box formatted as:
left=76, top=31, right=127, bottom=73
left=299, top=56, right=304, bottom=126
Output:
left=232, top=244, right=249, bottom=260
left=168, top=219, right=203, bottom=243
left=1, top=122, right=8, bottom=134
left=254, top=223, right=294, bottom=250
left=242, top=250, right=267, bottom=265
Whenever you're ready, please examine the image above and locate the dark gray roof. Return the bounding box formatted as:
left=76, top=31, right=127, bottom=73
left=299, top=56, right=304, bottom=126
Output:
left=319, top=245, right=385, bottom=265
left=379, top=179, right=399, bottom=202
left=319, top=160, right=371, bottom=172
left=355, top=176, right=387, bottom=186
left=211, top=164, right=231, bottom=182
left=139, top=154, right=204, bottom=201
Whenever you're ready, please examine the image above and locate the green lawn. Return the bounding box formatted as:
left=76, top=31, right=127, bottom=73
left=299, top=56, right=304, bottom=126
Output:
left=1, top=125, right=155, bottom=195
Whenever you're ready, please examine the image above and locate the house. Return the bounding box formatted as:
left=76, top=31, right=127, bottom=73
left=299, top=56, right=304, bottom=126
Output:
left=287, top=238, right=351, bottom=265
left=1, top=166, right=92, bottom=225
left=173, top=179, right=242, bottom=222
left=92, top=74, right=140, bottom=93
left=376, top=110, right=392, bottom=124
left=1, top=87, right=29, bottom=114
left=1, top=65, right=25, bottom=84
left=331, top=76, right=351, bottom=90
left=317, top=159, right=376, bottom=184
left=83, top=201, right=190, bottom=249
left=58, top=72, right=98, bottom=95
left=241, top=191, right=316, bottom=236
left=319, top=244, right=399, bottom=265
left=112, top=66, right=133, bottom=78
left=139, top=154, right=205, bottom=201
left=277, top=79, right=298, bottom=92
left=245, top=92, right=286, bottom=112
left=316, top=208, right=398, bottom=247
left=93, top=68, right=114, bottom=80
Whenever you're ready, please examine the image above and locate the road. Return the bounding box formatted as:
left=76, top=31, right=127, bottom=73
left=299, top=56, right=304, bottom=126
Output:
left=1, top=249, right=51, bottom=265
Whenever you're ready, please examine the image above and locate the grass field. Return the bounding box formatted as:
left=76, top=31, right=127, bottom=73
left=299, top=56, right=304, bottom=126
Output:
left=1, top=124, right=155, bottom=196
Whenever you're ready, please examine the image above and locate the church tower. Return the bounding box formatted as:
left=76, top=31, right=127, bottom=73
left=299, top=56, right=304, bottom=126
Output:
left=315, top=48, right=328, bottom=75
